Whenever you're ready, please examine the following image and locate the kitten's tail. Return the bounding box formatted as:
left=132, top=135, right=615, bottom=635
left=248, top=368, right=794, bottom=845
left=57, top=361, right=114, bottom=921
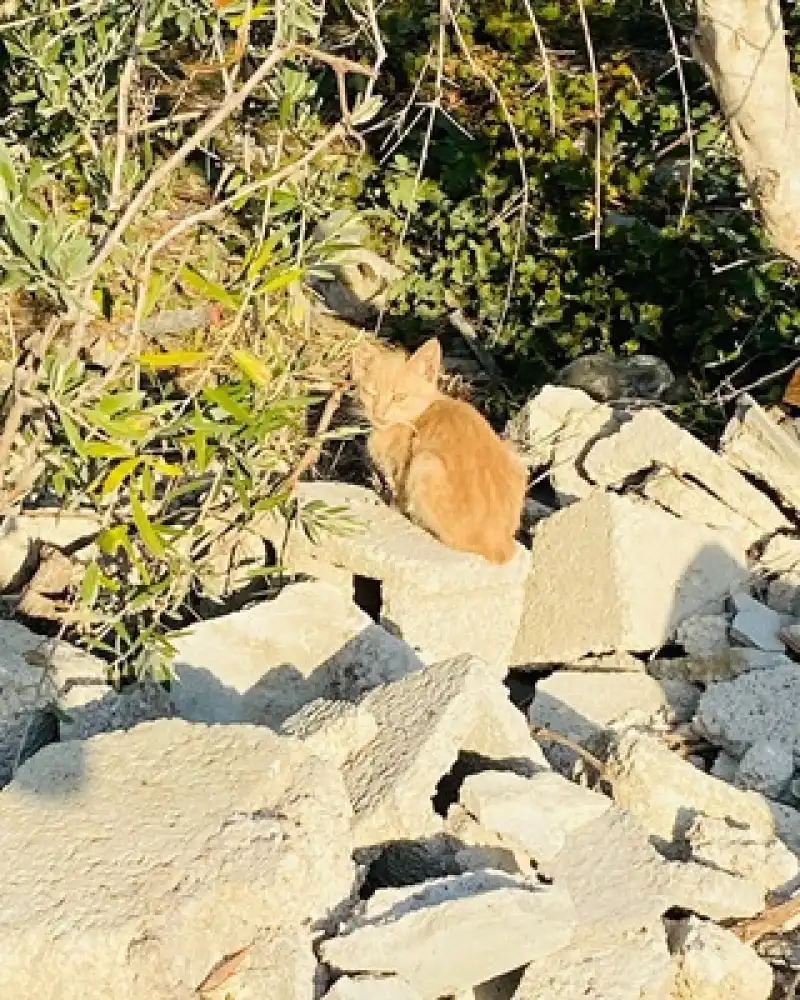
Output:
left=480, top=536, right=517, bottom=565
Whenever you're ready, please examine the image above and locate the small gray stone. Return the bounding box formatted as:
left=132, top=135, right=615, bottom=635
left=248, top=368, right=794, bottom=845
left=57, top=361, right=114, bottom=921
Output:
left=693, top=664, right=800, bottom=759
left=734, top=740, right=794, bottom=799
left=730, top=595, right=785, bottom=652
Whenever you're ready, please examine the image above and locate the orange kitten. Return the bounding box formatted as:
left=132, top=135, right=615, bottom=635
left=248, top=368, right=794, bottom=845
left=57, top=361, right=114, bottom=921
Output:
left=351, top=337, right=527, bottom=564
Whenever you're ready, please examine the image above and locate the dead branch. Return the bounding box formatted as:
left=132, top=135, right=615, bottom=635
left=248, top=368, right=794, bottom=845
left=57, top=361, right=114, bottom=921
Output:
left=285, top=385, right=346, bottom=491
left=729, top=893, right=800, bottom=945
left=692, top=0, right=800, bottom=263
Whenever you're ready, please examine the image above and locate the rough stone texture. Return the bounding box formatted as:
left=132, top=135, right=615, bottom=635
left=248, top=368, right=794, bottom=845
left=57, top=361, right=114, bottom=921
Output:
left=319, top=871, right=574, bottom=1000
left=693, top=664, right=800, bottom=759
left=605, top=729, right=775, bottom=844
left=650, top=648, right=794, bottom=684
left=549, top=807, right=761, bottom=928
left=257, top=483, right=531, bottom=670
left=0, top=719, right=355, bottom=1000
left=512, top=491, right=748, bottom=666
left=513, top=925, right=674, bottom=1000
left=583, top=408, right=790, bottom=539
left=60, top=680, right=174, bottom=742
left=325, top=976, right=422, bottom=999
left=529, top=670, right=673, bottom=742
left=211, top=926, right=318, bottom=1000
left=339, top=654, right=549, bottom=847
left=675, top=613, right=730, bottom=661
left=758, top=534, right=800, bottom=614
left=458, top=770, right=610, bottom=863
left=505, top=386, right=619, bottom=505
left=730, top=593, right=785, bottom=652
left=171, top=580, right=423, bottom=728
left=685, top=814, right=799, bottom=892
left=0, top=510, right=101, bottom=590
left=659, top=679, right=702, bottom=724
left=0, top=621, right=112, bottom=786
left=279, top=698, right=379, bottom=768
left=734, top=740, right=794, bottom=799
left=642, top=468, right=767, bottom=549
left=770, top=801, right=800, bottom=855
left=668, top=917, right=773, bottom=1000
left=721, top=393, right=800, bottom=515
left=666, top=859, right=765, bottom=920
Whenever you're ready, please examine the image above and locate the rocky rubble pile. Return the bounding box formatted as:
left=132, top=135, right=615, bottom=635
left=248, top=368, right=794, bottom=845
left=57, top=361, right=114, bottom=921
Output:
left=0, top=385, right=799, bottom=998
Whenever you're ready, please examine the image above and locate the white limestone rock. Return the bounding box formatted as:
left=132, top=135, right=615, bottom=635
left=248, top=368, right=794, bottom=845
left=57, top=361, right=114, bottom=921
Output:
left=325, top=976, right=422, bottom=1000
left=255, top=483, right=530, bottom=671
left=605, top=728, right=775, bottom=844
left=668, top=917, right=773, bottom=1000
left=0, top=620, right=111, bottom=785
left=512, top=491, right=748, bottom=666
left=339, top=654, right=549, bottom=847
left=0, top=719, right=356, bottom=1000
left=320, top=871, right=575, bottom=1000
left=171, top=580, right=423, bottom=728
left=505, top=385, right=620, bottom=505
left=513, top=923, right=674, bottom=1000
left=685, top=814, right=799, bottom=893
left=458, top=769, right=610, bottom=864
left=583, top=407, right=790, bottom=539
left=529, top=670, right=675, bottom=742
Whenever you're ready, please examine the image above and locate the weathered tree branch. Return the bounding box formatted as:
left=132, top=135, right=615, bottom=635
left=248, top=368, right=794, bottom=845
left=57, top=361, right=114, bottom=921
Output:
left=692, top=0, right=800, bottom=263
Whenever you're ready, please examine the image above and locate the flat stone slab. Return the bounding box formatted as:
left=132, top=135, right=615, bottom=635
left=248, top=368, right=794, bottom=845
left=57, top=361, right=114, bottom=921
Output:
left=0, top=719, right=355, bottom=1000
left=256, top=483, right=530, bottom=669
left=171, top=580, right=422, bottom=728
left=512, top=491, right=748, bottom=665
left=320, top=870, right=575, bottom=1000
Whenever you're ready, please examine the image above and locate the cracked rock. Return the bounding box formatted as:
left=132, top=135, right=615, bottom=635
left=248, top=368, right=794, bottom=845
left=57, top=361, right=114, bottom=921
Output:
left=529, top=670, right=679, bottom=743
left=668, top=917, right=773, bottom=1000
left=685, top=814, right=798, bottom=893
left=335, top=654, right=548, bottom=847
left=605, top=729, right=775, bottom=844
left=0, top=719, right=355, bottom=1000
left=320, top=870, right=574, bottom=1000
left=458, top=769, right=610, bottom=864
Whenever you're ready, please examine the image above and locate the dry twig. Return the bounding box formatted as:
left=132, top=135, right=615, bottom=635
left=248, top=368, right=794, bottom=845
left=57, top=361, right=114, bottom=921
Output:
left=655, top=0, right=694, bottom=226
left=730, top=894, right=800, bottom=945
left=285, top=385, right=346, bottom=491
left=576, top=0, right=602, bottom=248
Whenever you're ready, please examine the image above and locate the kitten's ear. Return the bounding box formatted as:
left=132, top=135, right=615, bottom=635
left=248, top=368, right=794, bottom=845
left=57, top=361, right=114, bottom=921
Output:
left=407, top=338, right=442, bottom=383
left=351, top=340, right=378, bottom=383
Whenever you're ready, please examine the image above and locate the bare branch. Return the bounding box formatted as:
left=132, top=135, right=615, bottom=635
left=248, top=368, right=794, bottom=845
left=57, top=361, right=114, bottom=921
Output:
left=655, top=0, right=694, bottom=227
left=576, top=0, right=601, bottom=249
